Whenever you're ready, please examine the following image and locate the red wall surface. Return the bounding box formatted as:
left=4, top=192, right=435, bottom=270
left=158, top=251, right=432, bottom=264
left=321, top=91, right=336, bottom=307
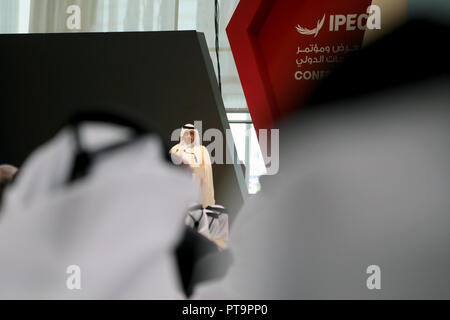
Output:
left=227, top=0, right=372, bottom=131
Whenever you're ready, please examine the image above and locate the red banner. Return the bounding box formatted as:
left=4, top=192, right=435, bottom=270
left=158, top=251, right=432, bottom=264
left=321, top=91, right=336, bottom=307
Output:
left=227, top=0, right=375, bottom=131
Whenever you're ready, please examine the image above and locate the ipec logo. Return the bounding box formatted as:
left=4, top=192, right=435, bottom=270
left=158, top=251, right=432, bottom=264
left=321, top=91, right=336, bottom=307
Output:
left=295, top=5, right=381, bottom=37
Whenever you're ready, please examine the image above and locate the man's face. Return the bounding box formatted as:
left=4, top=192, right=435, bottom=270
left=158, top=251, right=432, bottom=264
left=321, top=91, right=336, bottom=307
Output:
left=183, top=130, right=195, bottom=144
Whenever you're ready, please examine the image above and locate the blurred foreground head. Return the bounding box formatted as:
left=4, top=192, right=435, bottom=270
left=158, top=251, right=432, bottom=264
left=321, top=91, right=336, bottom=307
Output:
left=0, top=115, right=198, bottom=299
left=197, top=19, right=450, bottom=299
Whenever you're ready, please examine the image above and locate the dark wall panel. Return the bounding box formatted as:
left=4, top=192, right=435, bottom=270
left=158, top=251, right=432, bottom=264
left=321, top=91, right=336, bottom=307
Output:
left=0, top=31, right=244, bottom=216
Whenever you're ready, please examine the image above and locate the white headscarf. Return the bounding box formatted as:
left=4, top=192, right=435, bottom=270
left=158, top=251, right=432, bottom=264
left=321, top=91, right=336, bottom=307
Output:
left=179, top=124, right=200, bottom=148
left=171, top=124, right=202, bottom=167
left=0, top=122, right=198, bottom=299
